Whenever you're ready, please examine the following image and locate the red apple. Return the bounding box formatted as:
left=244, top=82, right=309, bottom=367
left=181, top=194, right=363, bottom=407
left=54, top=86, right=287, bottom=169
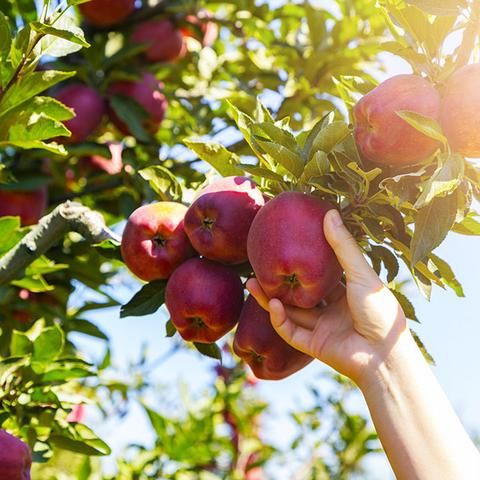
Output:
left=247, top=192, right=342, bottom=309
left=182, top=12, right=218, bottom=47
left=440, top=63, right=480, bottom=158
left=184, top=176, right=265, bottom=265
left=79, top=0, right=135, bottom=27
left=354, top=74, right=441, bottom=166
left=121, top=202, right=195, bottom=282
left=233, top=296, right=313, bottom=380
left=108, top=73, right=168, bottom=136
left=83, top=142, right=123, bottom=175
left=0, top=430, right=32, bottom=480
left=165, top=258, right=244, bottom=343
left=0, top=187, right=48, bottom=226
left=55, top=84, right=105, bottom=144
left=131, top=19, right=186, bottom=63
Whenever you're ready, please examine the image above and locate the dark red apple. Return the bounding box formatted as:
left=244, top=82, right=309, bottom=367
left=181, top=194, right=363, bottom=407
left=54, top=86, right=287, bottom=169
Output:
left=354, top=74, right=441, bottom=166
left=184, top=176, right=265, bottom=265
left=121, top=202, right=195, bottom=282
left=0, top=430, right=32, bottom=480
left=165, top=258, right=244, bottom=343
left=247, top=192, right=342, bottom=309
left=55, top=84, right=105, bottom=144
left=233, top=296, right=313, bottom=380
left=108, top=73, right=168, bottom=136
left=440, top=63, right=480, bottom=158
left=0, top=187, right=48, bottom=226
left=79, top=0, right=135, bottom=27
left=131, top=19, right=186, bottom=63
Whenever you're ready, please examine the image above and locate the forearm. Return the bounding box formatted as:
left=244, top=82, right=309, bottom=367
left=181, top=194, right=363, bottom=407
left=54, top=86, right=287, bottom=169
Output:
left=360, top=331, right=480, bottom=480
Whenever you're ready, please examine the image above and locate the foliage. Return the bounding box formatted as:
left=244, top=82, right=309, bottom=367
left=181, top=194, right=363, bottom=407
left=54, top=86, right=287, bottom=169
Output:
left=0, top=0, right=479, bottom=477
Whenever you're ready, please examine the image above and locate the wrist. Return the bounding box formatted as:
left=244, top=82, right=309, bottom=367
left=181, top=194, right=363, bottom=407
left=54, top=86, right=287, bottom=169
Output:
left=355, top=328, right=420, bottom=395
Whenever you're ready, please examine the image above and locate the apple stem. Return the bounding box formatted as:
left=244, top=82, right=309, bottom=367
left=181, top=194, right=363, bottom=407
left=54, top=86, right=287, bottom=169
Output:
left=0, top=201, right=120, bottom=285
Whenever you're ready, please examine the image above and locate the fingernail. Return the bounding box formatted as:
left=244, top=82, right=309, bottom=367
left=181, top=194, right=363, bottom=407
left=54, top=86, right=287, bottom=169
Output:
left=329, top=209, right=343, bottom=227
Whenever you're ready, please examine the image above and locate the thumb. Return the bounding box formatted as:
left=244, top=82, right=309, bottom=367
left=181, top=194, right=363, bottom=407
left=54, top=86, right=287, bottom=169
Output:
left=324, top=209, right=379, bottom=284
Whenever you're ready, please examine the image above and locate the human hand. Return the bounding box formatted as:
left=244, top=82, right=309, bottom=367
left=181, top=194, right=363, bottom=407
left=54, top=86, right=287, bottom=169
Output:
left=247, top=209, right=410, bottom=387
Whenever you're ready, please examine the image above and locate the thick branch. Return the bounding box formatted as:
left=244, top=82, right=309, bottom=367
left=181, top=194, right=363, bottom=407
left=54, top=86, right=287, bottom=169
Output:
left=0, top=202, right=121, bottom=285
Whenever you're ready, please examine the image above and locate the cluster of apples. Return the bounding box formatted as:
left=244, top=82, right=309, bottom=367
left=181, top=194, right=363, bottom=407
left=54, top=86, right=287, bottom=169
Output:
left=57, top=0, right=218, bottom=144
left=121, top=177, right=343, bottom=380
left=0, top=0, right=218, bottom=227
left=354, top=64, right=480, bottom=166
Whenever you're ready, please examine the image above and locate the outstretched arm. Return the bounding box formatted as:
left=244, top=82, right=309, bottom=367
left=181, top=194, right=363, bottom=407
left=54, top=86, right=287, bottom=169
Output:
left=247, top=209, right=480, bottom=480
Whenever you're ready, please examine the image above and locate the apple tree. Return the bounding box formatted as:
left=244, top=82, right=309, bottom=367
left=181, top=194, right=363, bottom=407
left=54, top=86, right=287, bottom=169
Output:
left=0, top=0, right=479, bottom=478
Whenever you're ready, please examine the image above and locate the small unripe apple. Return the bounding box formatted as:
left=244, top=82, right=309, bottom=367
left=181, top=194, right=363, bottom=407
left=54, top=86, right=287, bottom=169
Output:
left=0, top=187, right=48, bottom=226
left=234, top=296, right=313, bottom=380
left=79, top=0, right=135, bottom=27
left=354, top=74, right=441, bottom=166
left=0, top=430, right=32, bottom=480
left=131, top=19, right=186, bottom=63
left=108, top=73, right=168, bottom=136
left=165, top=258, right=244, bottom=343
left=121, top=202, right=195, bottom=282
left=184, top=176, right=265, bottom=265
left=440, top=63, right=480, bottom=158
left=55, top=84, right=105, bottom=144
left=247, top=192, right=342, bottom=309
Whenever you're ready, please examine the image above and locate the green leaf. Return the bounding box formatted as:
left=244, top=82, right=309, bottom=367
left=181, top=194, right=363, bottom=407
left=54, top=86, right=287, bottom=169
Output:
left=31, top=22, right=90, bottom=48
left=391, top=288, right=418, bottom=322
left=411, top=190, right=459, bottom=265
left=33, top=325, right=65, bottom=363
left=120, top=280, right=167, bottom=318
left=94, top=239, right=122, bottom=261
left=193, top=342, right=222, bottom=361
left=70, top=319, right=109, bottom=340
left=239, top=164, right=286, bottom=183
left=311, top=121, right=350, bottom=156
left=302, top=111, right=334, bottom=158
left=301, top=151, right=330, bottom=182
left=34, top=15, right=90, bottom=57
left=0, top=217, right=24, bottom=255
left=184, top=139, right=244, bottom=177
left=429, top=254, right=464, bottom=297
left=405, top=0, right=465, bottom=16
left=369, top=246, right=400, bottom=283
left=10, top=331, right=33, bottom=356
left=50, top=425, right=111, bottom=456
left=253, top=122, right=298, bottom=151
left=108, top=95, right=151, bottom=143
left=255, top=139, right=304, bottom=177
left=0, top=14, right=12, bottom=63
left=139, top=166, right=183, bottom=201
left=411, top=331, right=435, bottom=365
left=396, top=110, right=447, bottom=145
left=165, top=319, right=176, bottom=337
left=0, top=70, right=76, bottom=116
left=415, top=153, right=464, bottom=208
left=453, top=214, right=480, bottom=236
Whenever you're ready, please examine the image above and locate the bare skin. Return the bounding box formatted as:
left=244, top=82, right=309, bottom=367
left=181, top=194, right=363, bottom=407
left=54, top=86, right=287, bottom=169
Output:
left=247, top=209, right=480, bottom=480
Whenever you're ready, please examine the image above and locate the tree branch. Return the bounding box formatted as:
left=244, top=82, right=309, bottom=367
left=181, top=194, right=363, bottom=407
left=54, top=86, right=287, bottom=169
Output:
left=0, top=202, right=121, bottom=285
